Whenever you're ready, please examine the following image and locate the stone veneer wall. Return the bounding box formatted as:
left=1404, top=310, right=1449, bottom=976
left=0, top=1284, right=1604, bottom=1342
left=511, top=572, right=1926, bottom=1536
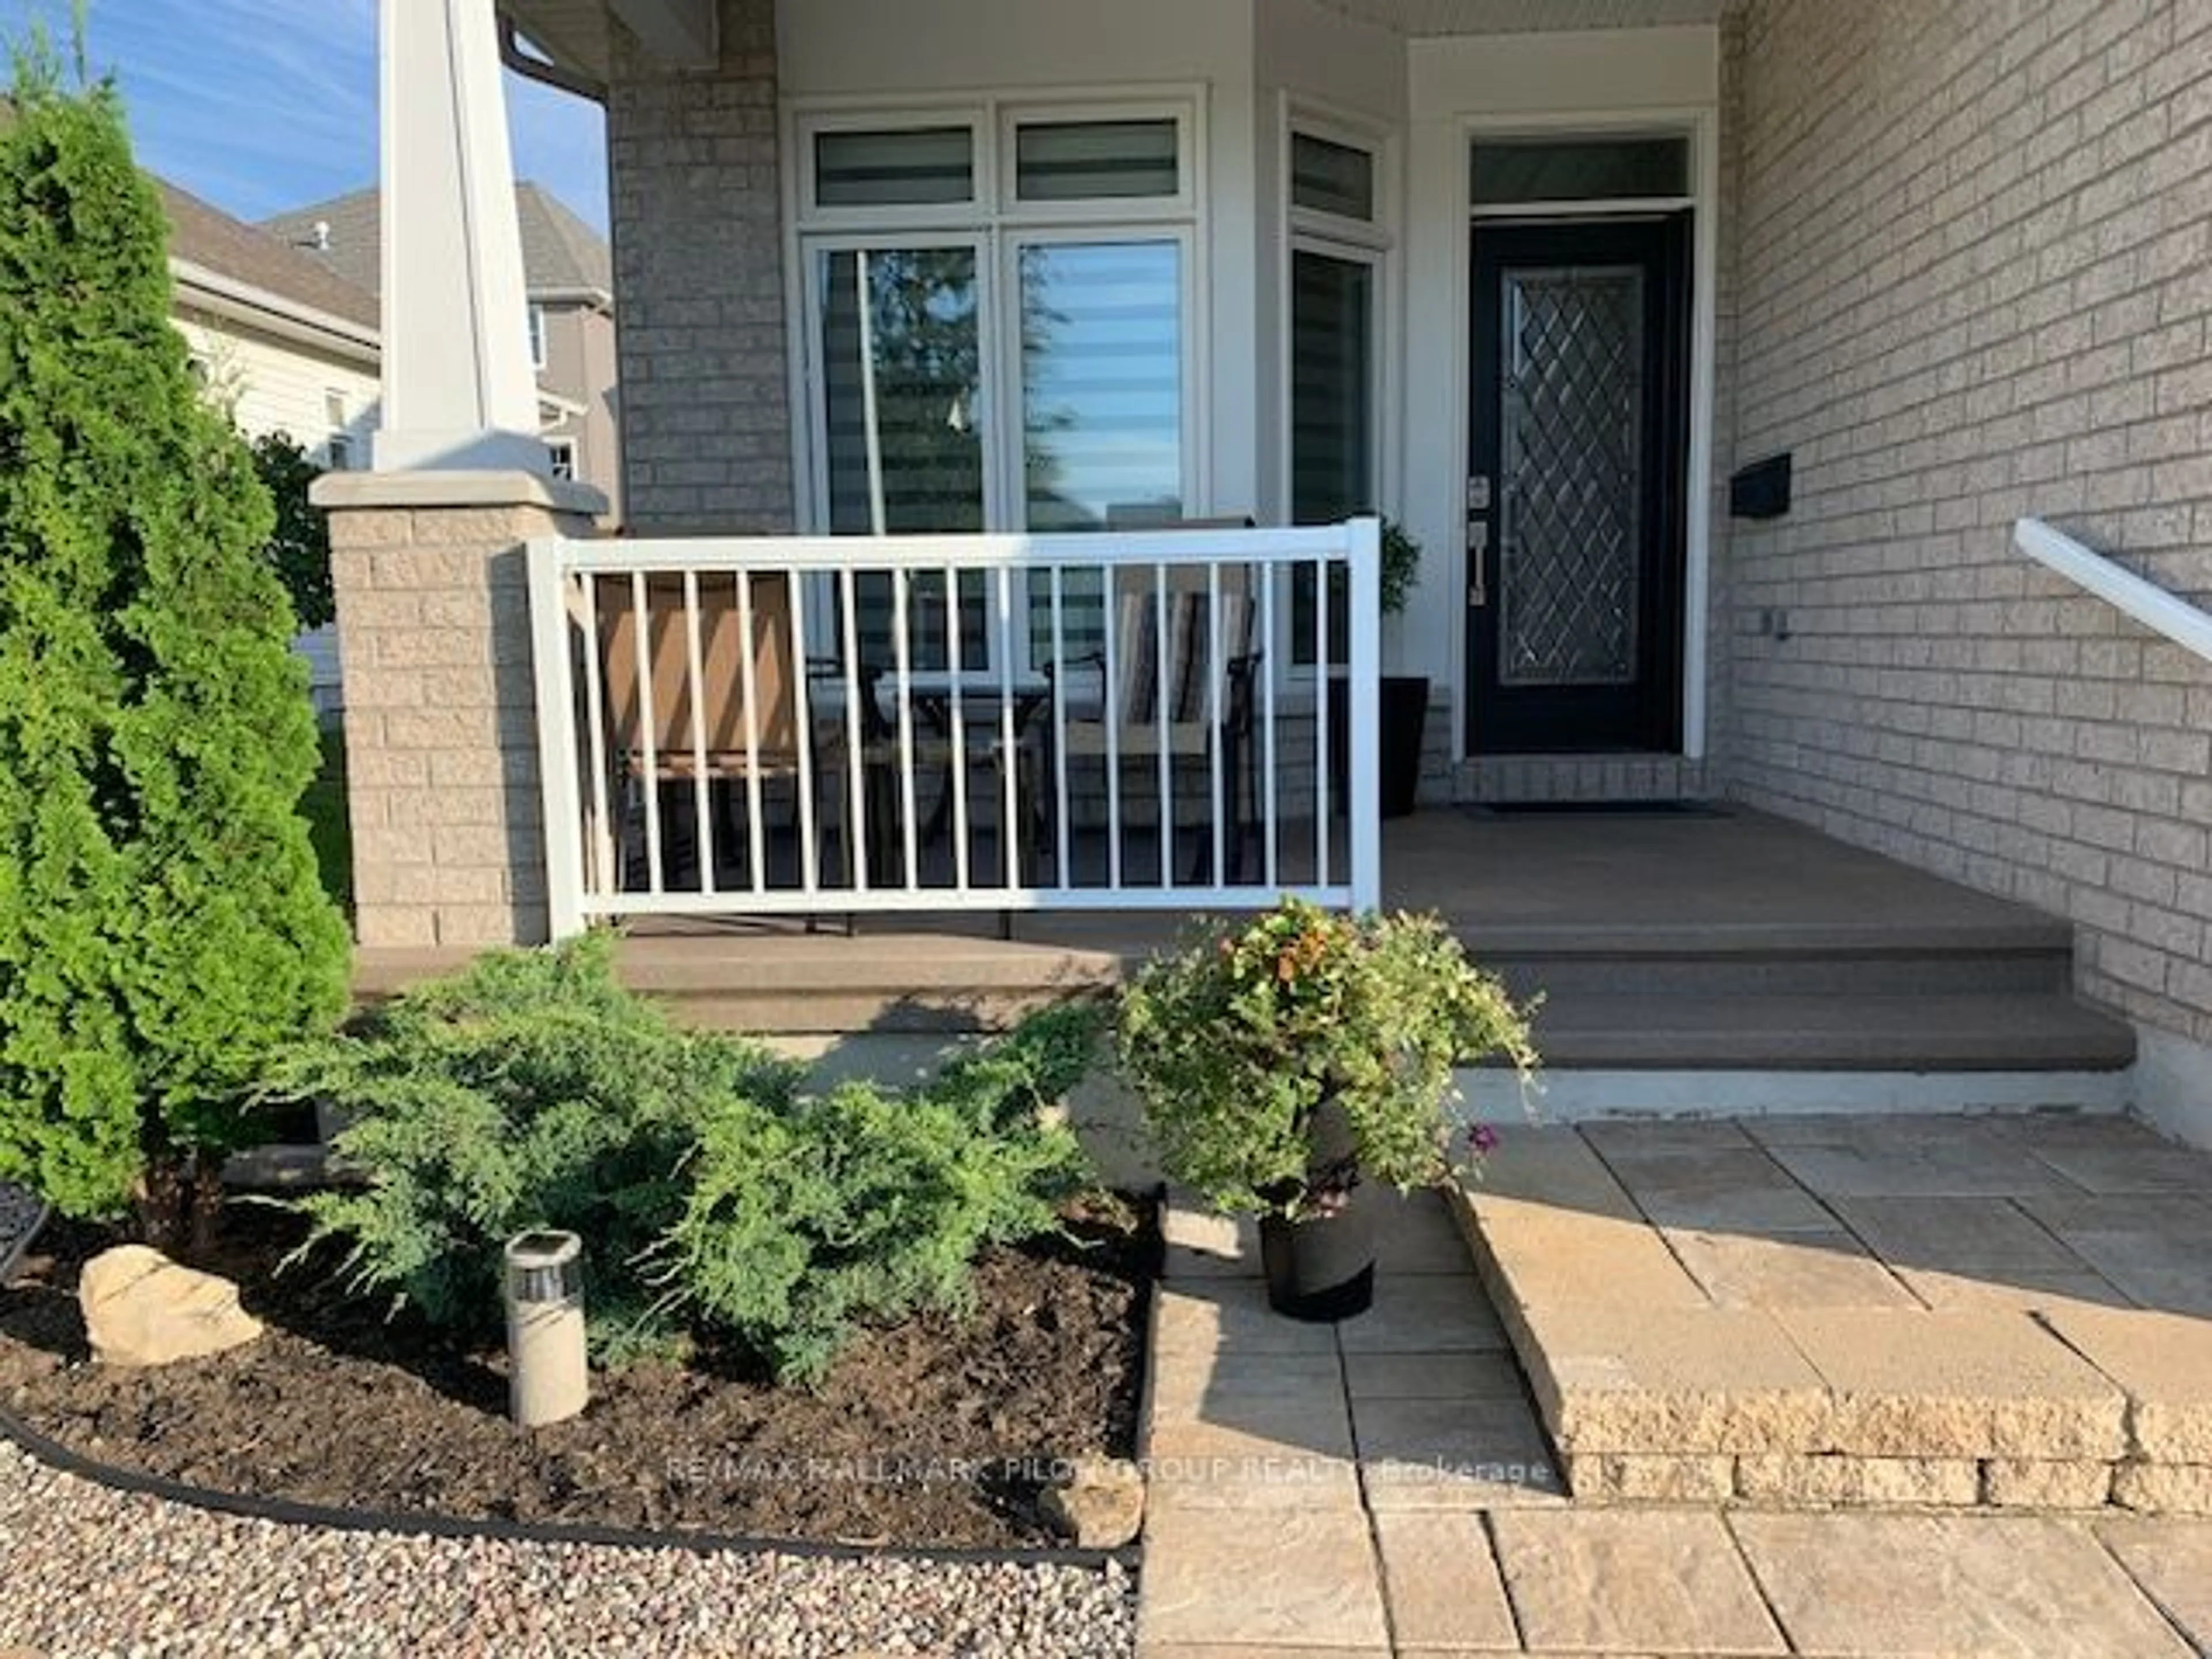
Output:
left=1718, top=0, right=2212, bottom=1043
left=325, top=483, right=601, bottom=948
left=606, top=0, right=794, bottom=536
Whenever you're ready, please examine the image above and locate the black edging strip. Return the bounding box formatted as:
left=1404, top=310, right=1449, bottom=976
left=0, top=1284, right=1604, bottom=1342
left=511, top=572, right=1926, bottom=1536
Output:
left=0, top=1400, right=1139, bottom=1573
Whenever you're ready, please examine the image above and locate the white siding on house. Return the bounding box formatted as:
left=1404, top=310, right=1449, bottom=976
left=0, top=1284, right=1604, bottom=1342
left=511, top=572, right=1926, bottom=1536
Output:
left=175, top=308, right=380, bottom=715
left=174, top=309, right=380, bottom=465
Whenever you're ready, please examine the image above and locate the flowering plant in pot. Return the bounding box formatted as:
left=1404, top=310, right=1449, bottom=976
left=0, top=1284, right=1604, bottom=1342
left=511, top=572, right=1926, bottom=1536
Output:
left=1117, top=899, right=1536, bottom=1320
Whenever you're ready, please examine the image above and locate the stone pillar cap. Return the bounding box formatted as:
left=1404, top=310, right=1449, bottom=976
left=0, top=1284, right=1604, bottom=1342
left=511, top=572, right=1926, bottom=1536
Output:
left=312, top=469, right=609, bottom=517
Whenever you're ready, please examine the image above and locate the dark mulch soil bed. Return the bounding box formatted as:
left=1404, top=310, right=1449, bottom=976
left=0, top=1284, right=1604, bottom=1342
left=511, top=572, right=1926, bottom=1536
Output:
left=0, top=1198, right=1157, bottom=1551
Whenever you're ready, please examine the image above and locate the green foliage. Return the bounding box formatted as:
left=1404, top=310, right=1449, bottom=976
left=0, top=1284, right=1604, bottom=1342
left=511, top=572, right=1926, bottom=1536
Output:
left=0, top=52, right=350, bottom=1218
left=1378, top=518, right=1422, bottom=616
left=248, top=432, right=333, bottom=630
left=655, top=1003, right=1097, bottom=1384
left=272, top=933, right=800, bottom=1347
left=1118, top=900, right=1536, bottom=1219
left=275, top=938, right=1098, bottom=1381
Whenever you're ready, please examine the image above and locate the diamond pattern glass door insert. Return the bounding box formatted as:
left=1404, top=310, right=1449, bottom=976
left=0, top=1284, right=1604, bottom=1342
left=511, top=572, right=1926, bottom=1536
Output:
left=1498, top=266, right=1644, bottom=687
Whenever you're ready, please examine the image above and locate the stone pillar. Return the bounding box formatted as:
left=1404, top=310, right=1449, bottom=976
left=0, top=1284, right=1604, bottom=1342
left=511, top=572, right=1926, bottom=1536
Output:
left=313, top=471, right=605, bottom=949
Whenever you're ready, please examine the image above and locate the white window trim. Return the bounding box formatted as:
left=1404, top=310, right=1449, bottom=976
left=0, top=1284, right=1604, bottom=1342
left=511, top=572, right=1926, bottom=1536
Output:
left=1445, top=107, right=1719, bottom=761
left=528, top=304, right=548, bottom=372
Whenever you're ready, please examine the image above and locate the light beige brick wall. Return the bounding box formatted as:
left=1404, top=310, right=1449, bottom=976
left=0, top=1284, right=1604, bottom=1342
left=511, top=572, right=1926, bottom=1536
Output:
left=328, top=497, right=599, bottom=948
left=606, top=0, right=795, bottom=536
left=1719, top=0, right=2212, bottom=1041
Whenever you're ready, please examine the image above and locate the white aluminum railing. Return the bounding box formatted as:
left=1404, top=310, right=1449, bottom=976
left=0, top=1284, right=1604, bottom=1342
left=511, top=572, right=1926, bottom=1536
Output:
left=527, top=521, right=1383, bottom=936
left=2014, top=517, right=2212, bottom=665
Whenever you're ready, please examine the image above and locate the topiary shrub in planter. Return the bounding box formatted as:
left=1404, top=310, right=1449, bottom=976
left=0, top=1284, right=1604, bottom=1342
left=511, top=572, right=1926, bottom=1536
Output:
left=1118, top=899, right=1535, bottom=1319
left=273, top=934, right=1100, bottom=1379
left=0, top=50, right=351, bottom=1235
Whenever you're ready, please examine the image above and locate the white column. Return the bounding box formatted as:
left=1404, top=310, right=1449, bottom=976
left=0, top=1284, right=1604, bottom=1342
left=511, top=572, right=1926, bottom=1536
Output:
left=374, top=0, right=547, bottom=474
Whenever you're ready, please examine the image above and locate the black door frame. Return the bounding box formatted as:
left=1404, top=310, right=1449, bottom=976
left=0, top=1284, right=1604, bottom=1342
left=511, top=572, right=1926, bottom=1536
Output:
left=1465, top=213, right=1693, bottom=756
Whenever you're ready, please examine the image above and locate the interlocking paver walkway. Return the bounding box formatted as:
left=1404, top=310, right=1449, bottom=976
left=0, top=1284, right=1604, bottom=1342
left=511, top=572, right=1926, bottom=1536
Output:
left=1461, top=1113, right=2212, bottom=1510
left=1139, top=1184, right=2212, bottom=1658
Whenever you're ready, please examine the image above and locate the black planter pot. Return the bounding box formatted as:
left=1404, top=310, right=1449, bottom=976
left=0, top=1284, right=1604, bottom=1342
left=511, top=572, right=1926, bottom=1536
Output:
left=1259, top=1207, right=1376, bottom=1321
left=1328, top=675, right=1432, bottom=821
left=1256, top=1097, right=1376, bottom=1321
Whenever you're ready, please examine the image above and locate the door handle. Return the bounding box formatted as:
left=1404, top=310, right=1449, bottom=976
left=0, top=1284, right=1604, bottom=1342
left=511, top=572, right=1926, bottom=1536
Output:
left=1467, top=521, right=1490, bottom=608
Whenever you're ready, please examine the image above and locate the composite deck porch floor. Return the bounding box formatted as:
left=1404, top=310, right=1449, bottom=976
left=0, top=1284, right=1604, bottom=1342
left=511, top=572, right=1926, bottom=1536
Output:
left=355, top=806, right=2136, bottom=1071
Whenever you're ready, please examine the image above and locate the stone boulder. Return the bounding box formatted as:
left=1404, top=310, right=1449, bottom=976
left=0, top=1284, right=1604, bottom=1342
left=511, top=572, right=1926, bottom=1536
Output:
left=1040, top=1454, right=1145, bottom=1548
left=79, top=1245, right=264, bottom=1368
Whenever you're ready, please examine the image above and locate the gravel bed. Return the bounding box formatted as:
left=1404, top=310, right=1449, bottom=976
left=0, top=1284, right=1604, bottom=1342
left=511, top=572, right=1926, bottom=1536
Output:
left=0, top=1442, right=1137, bottom=1659
left=0, top=1184, right=46, bottom=1287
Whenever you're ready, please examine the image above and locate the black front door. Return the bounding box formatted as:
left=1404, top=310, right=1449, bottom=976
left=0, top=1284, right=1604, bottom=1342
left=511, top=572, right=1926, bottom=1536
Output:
left=1466, top=215, right=1691, bottom=755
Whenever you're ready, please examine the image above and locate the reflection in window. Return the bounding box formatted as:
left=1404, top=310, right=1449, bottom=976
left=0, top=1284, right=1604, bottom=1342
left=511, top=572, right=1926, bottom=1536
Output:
left=1290, top=250, right=1374, bottom=666
left=1020, top=241, right=1183, bottom=668
left=820, top=246, right=985, bottom=536
left=1020, top=241, right=1183, bottom=531
left=819, top=247, right=988, bottom=668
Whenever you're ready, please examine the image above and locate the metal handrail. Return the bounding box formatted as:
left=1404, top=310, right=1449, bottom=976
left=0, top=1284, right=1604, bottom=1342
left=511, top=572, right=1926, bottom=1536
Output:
left=2014, top=517, right=2212, bottom=664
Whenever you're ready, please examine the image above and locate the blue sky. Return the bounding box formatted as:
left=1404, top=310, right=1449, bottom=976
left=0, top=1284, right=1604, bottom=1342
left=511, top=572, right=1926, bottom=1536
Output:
left=0, top=0, right=609, bottom=231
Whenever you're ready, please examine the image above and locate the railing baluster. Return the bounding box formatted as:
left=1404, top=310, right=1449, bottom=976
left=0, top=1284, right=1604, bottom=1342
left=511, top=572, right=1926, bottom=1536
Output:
left=1101, top=565, right=1123, bottom=891
left=578, top=571, right=611, bottom=897
left=946, top=563, right=970, bottom=894
left=838, top=563, right=869, bottom=892
left=789, top=571, right=820, bottom=897
left=630, top=569, right=665, bottom=896
left=996, top=565, right=1019, bottom=892
left=1316, top=549, right=1331, bottom=888
left=1207, top=560, right=1224, bottom=890
left=1050, top=566, right=1070, bottom=889
left=1261, top=560, right=1279, bottom=890
left=681, top=569, right=715, bottom=896
left=1155, top=562, right=1172, bottom=891
left=892, top=567, right=918, bottom=892
left=733, top=570, right=766, bottom=895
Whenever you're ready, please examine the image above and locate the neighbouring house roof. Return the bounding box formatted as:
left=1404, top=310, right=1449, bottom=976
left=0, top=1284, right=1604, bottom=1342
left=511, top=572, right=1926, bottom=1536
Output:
left=161, top=179, right=382, bottom=342
left=262, top=183, right=613, bottom=308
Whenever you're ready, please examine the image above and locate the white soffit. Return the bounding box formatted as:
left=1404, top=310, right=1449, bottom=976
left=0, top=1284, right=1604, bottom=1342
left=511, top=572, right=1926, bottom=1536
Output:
left=1312, top=0, right=1723, bottom=35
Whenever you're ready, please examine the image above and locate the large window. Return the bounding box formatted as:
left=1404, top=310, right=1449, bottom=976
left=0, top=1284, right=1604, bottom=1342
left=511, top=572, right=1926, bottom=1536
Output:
left=1286, top=120, right=1387, bottom=666
left=798, top=105, right=1196, bottom=669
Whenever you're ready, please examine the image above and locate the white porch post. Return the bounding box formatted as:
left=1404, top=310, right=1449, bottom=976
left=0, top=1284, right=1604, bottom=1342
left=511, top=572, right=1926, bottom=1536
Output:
left=374, top=0, right=547, bottom=474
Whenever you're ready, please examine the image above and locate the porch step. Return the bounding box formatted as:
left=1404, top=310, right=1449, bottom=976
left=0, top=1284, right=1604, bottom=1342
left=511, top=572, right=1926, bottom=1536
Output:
left=1452, top=1115, right=2212, bottom=1513
left=354, top=927, right=2134, bottom=1074
left=1524, top=991, right=2134, bottom=1073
